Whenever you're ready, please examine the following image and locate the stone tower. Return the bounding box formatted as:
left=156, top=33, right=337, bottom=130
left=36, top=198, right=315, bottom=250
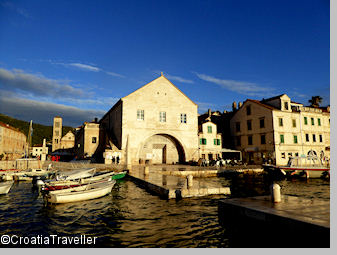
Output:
left=52, top=116, right=62, bottom=152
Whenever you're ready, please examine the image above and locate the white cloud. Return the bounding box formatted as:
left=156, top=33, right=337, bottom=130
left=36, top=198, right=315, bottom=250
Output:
left=0, top=67, right=87, bottom=98
left=105, top=71, right=125, bottom=78
left=194, top=72, right=275, bottom=96
left=68, top=63, right=100, bottom=72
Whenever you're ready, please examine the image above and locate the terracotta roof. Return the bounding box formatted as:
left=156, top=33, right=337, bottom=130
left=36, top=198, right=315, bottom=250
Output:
left=0, top=121, right=25, bottom=134
left=246, top=99, right=278, bottom=110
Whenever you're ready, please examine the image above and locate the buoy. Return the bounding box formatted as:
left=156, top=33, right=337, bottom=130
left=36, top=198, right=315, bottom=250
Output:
left=270, top=183, right=281, bottom=203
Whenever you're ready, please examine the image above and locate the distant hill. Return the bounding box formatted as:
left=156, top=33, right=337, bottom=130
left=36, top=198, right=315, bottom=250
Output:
left=0, top=113, right=75, bottom=146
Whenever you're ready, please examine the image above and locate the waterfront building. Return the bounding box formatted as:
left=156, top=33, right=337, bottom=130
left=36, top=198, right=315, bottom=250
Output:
left=32, top=144, right=48, bottom=158
left=74, top=120, right=100, bottom=159
left=230, top=94, right=330, bottom=165
left=52, top=116, right=75, bottom=152
left=0, top=121, right=27, bottom=160
left=99, top=74, right=199, bottom=166
left=198, top=116, right=222, bottom=161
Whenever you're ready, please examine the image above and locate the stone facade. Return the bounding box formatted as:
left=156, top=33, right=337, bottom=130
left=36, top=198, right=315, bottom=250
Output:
left=75, top=122, right=100, bottom=159
left=230, top=94, right=330, bottom=165
left=100, top=75, right=199, bottom=166
left=0, top=121, right=27, bottom=160
left=198, top=120, right=222, bottom=160
left=52, top=116, right=75, bottom=152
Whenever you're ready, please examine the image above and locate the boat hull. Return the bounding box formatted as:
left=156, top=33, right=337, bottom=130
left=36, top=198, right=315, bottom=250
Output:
left=46, top=180, right=116, bottom=204
left=111, top=171, right=127, bottom=180
left=0, top=181, right=14, bottom=194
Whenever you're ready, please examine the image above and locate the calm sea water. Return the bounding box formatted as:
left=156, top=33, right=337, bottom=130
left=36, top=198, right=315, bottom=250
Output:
left=0, top=174, right=330, bottom=248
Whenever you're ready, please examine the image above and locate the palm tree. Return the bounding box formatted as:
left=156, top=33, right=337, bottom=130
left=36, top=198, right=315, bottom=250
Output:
left=308, top=96, right=323, bottom=108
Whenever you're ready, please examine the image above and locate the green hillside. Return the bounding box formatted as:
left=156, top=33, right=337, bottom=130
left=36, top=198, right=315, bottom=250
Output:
left=0, top=114, right=75, bottom=146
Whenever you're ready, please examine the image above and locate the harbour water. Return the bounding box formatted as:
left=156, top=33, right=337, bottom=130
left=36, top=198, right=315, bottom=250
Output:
left=0, top=173, right=330, bottom=248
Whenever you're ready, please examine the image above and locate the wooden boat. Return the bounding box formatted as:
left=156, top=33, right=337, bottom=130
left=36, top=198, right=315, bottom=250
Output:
left=45, top=180, right=116, bottom=204
left=111, top=171, right=127, bottom=180
left=56, top=168, right=96, bottom=180
left=0, top=181, right=14, bottom=194
left=43, top=176, right=112, bottom=191
left=1, top=168, right=56, bottom=181
left=48, top=178, right=113, bottom=194
left=263, top=156, right=330, bottom=179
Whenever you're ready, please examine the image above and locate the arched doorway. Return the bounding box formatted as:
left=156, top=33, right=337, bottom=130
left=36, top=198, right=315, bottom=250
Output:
left=138, top=134, right=185, bottom=164
left=307, top=150, right=317, bottom=157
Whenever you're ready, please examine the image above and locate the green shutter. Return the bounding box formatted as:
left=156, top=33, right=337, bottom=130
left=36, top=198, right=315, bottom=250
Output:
left=217, top=139, right=221, bottom=145
left=214, top=139, right=216, bottom=145
left=318, top=118, right=321, bottom=126
left=304, top=117, right=307, bottom=125
left=199, top=138, right=202, bottom=145
left=294, top=135, right=298, bottom=144
left=280, top=135, right=284, bottom=143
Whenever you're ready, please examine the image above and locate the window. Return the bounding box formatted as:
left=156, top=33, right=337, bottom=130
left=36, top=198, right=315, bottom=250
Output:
left=137, top=109, right=144, bottom=120
left=319, top=135, right=323, bottom=143
left=312, top=134, right=316, bottom=142
left=311, top=117, right=314, bottom=125
left=292, top=119, right=296, bottom=128
left=260, top=118, right=265, bottom=128
left=207, top=126, right=212, bottom=133
left=55, top=131, right=59, bottom=136
left=293, top=135, right=298, bottom=144
left=180, top=113, right=187, bottom=123
left=261, top=134, right=266, bottom=144
left=279, top=118, right=283, bottom=127
left=281, top=152, right=285, bottom=159
left=200, top=138, right=207, bottom=145
left=288, top=152, right=292, bottom=157
left=92, top=137, right=97, bottom=143
left=214, top=139, right=221, bottom=146
left=318, top=118, right=321, bottom=126
left=246, top=105, right=251, bottom=115
left=247, top=120, right=252, bottom=130
left=284, top=102, right=289, bottom=110
left=280, top=134, right=284, bottom=144
left=248, top=135, right=253, bottom=145
left=236, top=136, right=241, bottom=146
left=236, top=122, right=241, bottom=132
left=159, top=111, right=166, bottom=122
left=295, top=152, right=299, bottom=157
left=305, top=134, right=309, bottom=142
left=55, top=122, right=60, bottom=128
left=304, top=117, right=308, bottom=125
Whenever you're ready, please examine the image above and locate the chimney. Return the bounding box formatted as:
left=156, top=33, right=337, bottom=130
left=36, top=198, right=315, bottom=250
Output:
left=208, top=109, right=212, bottom=117
left=239, top=102, right=243, bottom=108
left=232, top=101, right=237, bottom=112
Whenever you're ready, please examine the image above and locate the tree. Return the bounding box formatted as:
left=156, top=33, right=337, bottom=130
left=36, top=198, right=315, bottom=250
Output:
left=308, top=96, right=323, bottom=108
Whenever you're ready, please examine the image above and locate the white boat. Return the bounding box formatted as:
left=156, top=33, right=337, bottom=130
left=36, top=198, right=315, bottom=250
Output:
left=56, top=168, right=96, bottom=180
left=0, top=181, right=14, bottom=194
left=45, top=180, right=116, bottom=204
left=1, top=168, right=56, bottom=181
left=263, top=156, right=330, bottom=179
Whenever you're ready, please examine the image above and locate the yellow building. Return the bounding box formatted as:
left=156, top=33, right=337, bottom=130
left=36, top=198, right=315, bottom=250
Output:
left=0, top=121, right=27, bottom=160
left=230, top=94, right=330, bottom=165
left=74, top=121, right=100, bottom=159
left=100, top=74, right=199, bottom=166
left=52, top=116, right=75, bottom=152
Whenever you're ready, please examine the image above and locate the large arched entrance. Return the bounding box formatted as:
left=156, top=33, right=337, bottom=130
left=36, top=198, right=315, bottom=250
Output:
left=138, top=134, right=185, bottom=164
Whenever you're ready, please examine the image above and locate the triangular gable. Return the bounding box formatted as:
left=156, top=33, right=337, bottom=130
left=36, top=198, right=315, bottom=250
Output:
left=122, top=75, right=197, bottom=106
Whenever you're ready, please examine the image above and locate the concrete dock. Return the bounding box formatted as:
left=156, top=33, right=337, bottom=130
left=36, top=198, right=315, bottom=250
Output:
left=127, top=166, right=231, bottom=199
left=218, top=195, right=330, bottom=247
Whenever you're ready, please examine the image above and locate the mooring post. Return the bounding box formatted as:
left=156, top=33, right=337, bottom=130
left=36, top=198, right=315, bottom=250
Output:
left=187, top=174, right=193, bottom=188
left=270, top=183, right=281, bottom=203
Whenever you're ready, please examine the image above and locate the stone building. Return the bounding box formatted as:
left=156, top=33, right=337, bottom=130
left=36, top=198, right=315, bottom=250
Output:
left=230, top=94, right=330, bottom=165
left=0, top=121, right=27, bottom=160
left=74, top=121, right=100, bottom=159
left=99, top=74, right=199, bottom=166
left=52, top=116, right=75, bottom=152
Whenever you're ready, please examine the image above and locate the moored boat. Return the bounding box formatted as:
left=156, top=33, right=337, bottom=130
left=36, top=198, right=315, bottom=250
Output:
left=0, top=181, right=14, bottom=194
left=111, top=171, right=127, bottom=180
left=263, top=156, right=330, bottom=179
left=44, top=180, right=116, bottom=204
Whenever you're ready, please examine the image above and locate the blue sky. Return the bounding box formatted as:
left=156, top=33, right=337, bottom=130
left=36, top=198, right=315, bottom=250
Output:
left=0, top=0, right=330, bottom=126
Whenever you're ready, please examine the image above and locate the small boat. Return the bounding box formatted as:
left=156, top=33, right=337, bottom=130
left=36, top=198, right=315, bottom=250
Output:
left=0, top=181, right=14, bottom=194
left=44, top=180, right=116, bottom=204
left=263, top=156, right=330, bottom=179
left=111, top=171, right=127, bottom=180
left=55, top=168, right=96, bottom=180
